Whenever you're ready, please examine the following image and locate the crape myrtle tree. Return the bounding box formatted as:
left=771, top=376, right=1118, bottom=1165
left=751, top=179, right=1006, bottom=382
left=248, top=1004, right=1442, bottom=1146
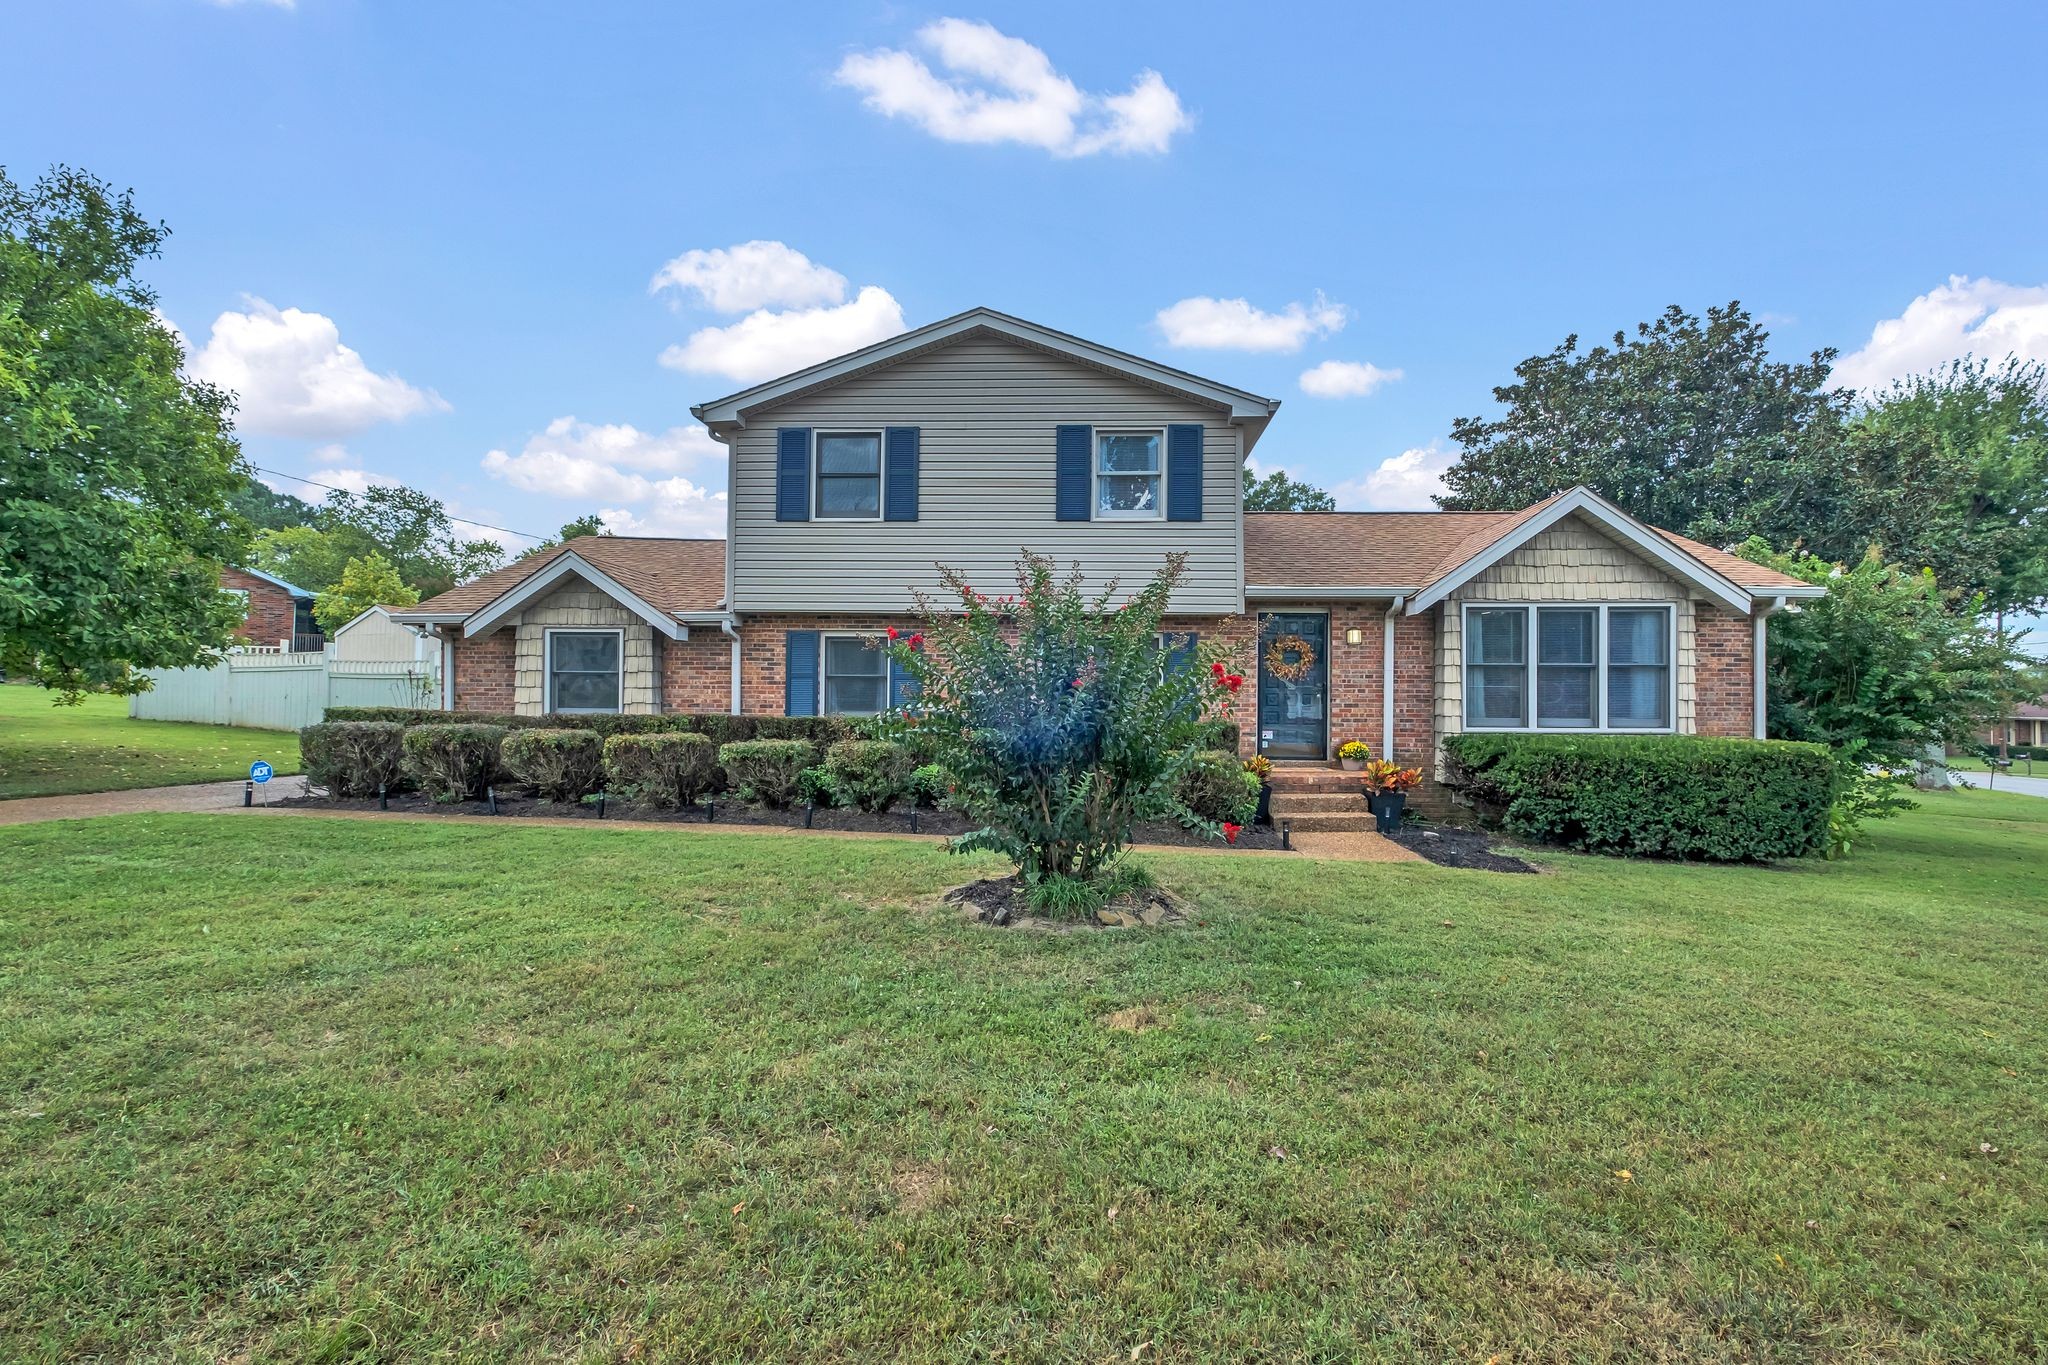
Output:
left=0, top=166, right=250, bottom=698
left=879, top=551, right=1243, bottom=885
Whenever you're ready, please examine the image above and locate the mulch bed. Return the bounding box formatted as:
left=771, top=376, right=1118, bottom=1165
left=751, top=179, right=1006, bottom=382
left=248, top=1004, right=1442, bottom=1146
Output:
left=279, top=789, right=1290, bottom=851
left=942, top=875, right=1195, bottom=931
left=1388, top=823, right=1537, bottom=873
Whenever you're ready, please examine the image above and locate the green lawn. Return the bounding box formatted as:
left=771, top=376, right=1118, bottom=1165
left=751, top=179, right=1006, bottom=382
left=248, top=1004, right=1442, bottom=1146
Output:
left=0, top=683, right=300, bottom=798
left=2, top=797, right=2044, bottom=1361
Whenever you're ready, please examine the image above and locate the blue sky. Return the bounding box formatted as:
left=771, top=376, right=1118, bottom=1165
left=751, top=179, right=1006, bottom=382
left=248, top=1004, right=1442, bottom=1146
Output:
left=9, top=1, right=2048, bottom=594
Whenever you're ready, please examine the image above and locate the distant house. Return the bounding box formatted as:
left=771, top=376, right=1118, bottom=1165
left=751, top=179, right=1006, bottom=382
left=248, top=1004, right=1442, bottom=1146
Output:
left=328, top=604, right=431, bottom=664
left=222, top=566, right=324, bottom=653
left=392, top=307, right=1820, bottom=800
left=1984, top=696, right=2048, bottom=750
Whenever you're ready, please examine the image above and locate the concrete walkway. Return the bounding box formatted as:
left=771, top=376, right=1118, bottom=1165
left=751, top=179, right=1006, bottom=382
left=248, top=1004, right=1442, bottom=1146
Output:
left=0, top=774, right=309, bottom=826
left=0, top=776, right=1422, bottom=862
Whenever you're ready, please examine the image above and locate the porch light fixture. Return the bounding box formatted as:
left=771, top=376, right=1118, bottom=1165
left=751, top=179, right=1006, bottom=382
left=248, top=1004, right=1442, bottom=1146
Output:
left=1345, top=627, right=1365, bottom=645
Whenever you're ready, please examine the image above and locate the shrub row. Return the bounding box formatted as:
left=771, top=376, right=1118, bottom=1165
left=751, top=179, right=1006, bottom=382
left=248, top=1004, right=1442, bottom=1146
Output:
left=1439, top=733, right=1835, bottom=862
left=301, top=720, right=939, bottom=813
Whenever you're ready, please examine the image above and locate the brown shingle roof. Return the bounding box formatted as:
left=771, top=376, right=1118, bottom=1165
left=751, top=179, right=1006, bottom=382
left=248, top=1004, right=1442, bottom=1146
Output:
left=397, top=536, right=727, bottom=620
left=1245, top=502, right=1816, bottom=595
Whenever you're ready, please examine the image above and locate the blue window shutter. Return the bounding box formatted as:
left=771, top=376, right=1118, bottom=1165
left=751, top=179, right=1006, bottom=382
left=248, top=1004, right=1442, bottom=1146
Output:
left=785, top=631, right=819, bottom=715
left=889, top=656, right=921, bottom=709
left=776, top=428, right=811, bottom=522
left=884, top=427, right=920, bottom=521
left=1055, top=424, right=1092, bottom=521
left=1167, top=424, right=1203, bottom=522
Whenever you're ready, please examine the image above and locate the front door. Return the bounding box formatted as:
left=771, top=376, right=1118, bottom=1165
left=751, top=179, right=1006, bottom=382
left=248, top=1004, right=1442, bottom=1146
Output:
left=1256, top=612, right=1329, bottom=759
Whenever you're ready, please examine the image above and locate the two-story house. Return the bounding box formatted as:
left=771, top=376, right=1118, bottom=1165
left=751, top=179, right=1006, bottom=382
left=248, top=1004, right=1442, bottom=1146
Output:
left=392, top=308, right=1819, bottom=783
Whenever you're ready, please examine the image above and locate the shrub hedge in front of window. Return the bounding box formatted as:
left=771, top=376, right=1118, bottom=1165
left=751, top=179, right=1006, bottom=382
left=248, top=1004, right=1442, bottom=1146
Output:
left=1439, top=733, right=1836, bottom=862
left=825, top=739, right=914, bottom=813
left=301, top=721, right=408, bottom=797
left=603, top=733, right=722, bottom=808
left=717, top=739, right=819, bottom=808
left=401, top=724, right=508, bottom=803
left=499, top=728, right=605, bottom=802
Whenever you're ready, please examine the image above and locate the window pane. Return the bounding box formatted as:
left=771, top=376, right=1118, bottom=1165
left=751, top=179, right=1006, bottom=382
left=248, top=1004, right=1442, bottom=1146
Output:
left=1097, top=473, right=1160, bottom=514
left=817, top=434, right=880, bottom=474
left=553, top=670, right=619, bottom=712
left=825, top=676, right=886, bottom=715
left=1097, top=432, right=1159, bottom=473
left=1467, top=664, right=1527, bottom=725
left=1468, top=608, right=1525, bottom=665
left=1609, top=608, right=1668, bottom=664
left=825, top=636, right=886, bottom=677
left=1538, top=666, right=1596, bottom=726
left=1539, top=609, right=1594, bottom=664
left=553, top=633, right=619, bottom=671
left=1609, top=665, right=1669, bottom=726
left=818, top=475, right=879, bottom=516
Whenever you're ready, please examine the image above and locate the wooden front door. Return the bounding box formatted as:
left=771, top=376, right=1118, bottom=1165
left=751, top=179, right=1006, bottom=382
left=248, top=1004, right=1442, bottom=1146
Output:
left=1255, top=612, right=1329, bottom=759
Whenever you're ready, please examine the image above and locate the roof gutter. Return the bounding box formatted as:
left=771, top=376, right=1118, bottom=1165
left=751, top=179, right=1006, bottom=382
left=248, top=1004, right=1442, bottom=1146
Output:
left=1245, top=585, right=1415, bottom=600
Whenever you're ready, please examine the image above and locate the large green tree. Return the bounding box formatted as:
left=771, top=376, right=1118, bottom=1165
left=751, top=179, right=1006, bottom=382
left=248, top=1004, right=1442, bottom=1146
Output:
left=517, top=513, right=610, bottom=560
left=226, top=476, right=319, bottom=533
left=251, top=484, right=505, bottom=597
left=1436, top=303, right=1849, bottom=544
left=312, top=552, right=418, bottom=632
left=1243, top=466, right=1335, bottom=512
left=0, top=166, right=249, bottom=698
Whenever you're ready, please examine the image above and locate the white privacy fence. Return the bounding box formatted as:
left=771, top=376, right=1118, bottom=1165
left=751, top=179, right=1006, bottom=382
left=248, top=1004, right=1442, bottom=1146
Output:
left=130, top=654, right=440, bottom=731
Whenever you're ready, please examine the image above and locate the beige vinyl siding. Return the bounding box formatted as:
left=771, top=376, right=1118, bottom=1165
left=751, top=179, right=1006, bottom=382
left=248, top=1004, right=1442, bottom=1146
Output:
left=1435, top=516, right=1700, bottom=738
left=728, top=334, right=1245, bottom=614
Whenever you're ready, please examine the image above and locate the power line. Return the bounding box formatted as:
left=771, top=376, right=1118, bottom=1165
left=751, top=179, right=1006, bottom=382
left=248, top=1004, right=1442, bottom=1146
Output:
left=248, top=465, right=548, bottom=543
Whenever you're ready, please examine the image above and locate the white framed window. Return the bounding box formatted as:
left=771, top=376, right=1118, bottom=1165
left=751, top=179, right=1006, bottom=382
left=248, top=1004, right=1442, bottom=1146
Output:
left=822, top=633, right=889, bottom=716
left=814, top=431, right=882, bottom=519
left=545, top=628, right=623, bottom=713
left=1095, top=429, right=1163, bottom=519
left=1462, top=603, right=1675, bottom=732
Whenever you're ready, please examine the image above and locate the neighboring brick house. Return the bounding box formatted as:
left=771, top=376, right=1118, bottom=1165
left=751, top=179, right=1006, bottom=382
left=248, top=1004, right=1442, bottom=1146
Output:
left=221, top=565, right=324, bottom=652
left=393, top=308, right=1820, bottom=789
left=1981, top=697, right=2048, bottom=750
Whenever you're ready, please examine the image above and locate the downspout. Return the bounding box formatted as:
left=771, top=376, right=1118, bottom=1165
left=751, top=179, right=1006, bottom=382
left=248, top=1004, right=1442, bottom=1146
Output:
left=1753, top=596, right=1784, bottom=740
left=1382, top=596, right=1407, bottom=758
left=441, top=628, right=456, bottom=711
left=722, top=616, right=742, bottom=715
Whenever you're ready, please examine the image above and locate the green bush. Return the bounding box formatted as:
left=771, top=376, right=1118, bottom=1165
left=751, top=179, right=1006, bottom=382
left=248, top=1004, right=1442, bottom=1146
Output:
left=300, top=720, right=407, bottom=797
left=401, top=723, right=507, bottom=803
left=826, top=739, right=914, bottom=813
left=1439, top=733, right=1836, bottom=861
left=796, top=764, right=844, bottom=808
left=322, top=708, right=864, bottom=751
left=907, top=763, right=951, bottom=809
left=499, top=728, right=605, bottom=801
left=603, top=732, right=721, bottom=808
left=1175, top=748, right=1260, bottom=826
left=718, top=739, right=817, bottom=808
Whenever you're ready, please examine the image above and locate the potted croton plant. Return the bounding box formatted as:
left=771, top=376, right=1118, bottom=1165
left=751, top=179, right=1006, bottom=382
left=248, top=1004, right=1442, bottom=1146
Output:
left=1359, top=759, right=1424, bottom=833
left=1243, top=753, right=1273, bottom=825
left=1337, top=739, right=1372, bottom=772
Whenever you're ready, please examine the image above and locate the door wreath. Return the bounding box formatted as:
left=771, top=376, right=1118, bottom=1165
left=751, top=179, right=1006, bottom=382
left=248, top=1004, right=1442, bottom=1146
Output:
left=1263, top=632, right=1317, bottom=683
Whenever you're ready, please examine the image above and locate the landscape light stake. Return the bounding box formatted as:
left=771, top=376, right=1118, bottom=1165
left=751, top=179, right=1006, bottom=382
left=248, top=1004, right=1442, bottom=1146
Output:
left=1281, top=821, right=1291, bottom=850
left=377, top=783, right=387, bottom=811
left=804, top=802, right=815, bottom=829
left=705, top=800, right=715, bottom=823
left=910, top=809, right=919, bottom=834
left=487, top=786, right=498, bottom=816
left=243, top=781, right=253, bottom=808
left=597, top=792, right=606, bottom=820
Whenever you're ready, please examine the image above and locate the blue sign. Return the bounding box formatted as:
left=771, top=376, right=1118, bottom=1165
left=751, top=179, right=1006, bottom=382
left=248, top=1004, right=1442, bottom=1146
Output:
left=250, top=760, right=273, bottom=784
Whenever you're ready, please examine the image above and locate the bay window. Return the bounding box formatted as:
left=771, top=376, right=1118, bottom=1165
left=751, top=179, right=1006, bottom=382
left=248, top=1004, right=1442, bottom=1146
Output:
left=1463, top=603, right=1673, bottom=731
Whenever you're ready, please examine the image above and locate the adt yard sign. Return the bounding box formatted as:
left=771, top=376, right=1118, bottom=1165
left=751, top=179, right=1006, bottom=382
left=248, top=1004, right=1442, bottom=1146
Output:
left=250, top=760, right=273, bottom=784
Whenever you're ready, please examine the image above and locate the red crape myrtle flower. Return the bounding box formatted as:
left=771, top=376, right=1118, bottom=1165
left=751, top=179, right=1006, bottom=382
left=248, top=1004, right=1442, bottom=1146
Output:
left=886, top=626, right=899, bottom=639
left=908, top=633, right=924, bottom=650
left=1222, top=821, right=1242, bottom=844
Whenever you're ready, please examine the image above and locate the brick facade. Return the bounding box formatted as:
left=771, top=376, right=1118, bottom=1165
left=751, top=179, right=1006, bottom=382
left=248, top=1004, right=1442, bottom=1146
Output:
left=660, top=631, right=735, bottom=714
left=1692, top=604, right=1754, bottom=738
left=738, top=614, right=924, bottom=716
left=222, top=566, right=300, bottom=649
left=452, top=631, right=516, bottom=711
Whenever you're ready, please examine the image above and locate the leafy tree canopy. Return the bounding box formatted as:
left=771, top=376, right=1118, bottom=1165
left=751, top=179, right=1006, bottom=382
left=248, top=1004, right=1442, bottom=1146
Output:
left=1437, top=302, right=1849, bottom=546
left=1243, top=466, right=1336, bottom=512
left=312, top=552, right=419, bottom=632
left=226, top=476, right=319, bottom=533
left=518, top=514, right=611, bottom=560
left=251, top=485, right=505, bottom=598
left=0, top=165, right=249, bottom=699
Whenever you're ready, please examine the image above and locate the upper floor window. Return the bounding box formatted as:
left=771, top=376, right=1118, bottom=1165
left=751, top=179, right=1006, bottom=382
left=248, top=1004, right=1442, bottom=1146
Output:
left=815, top=432, right=881, bottom=519
left=1095, top=430, right=1162, bottom=519
left=1464, top=603, right=1673, bottom=732
left=548, top=629, right=622, bottom=713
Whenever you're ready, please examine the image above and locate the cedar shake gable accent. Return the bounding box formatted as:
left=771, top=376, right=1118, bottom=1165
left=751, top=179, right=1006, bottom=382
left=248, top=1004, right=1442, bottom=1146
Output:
left=393, top=537, right=727, bottom=626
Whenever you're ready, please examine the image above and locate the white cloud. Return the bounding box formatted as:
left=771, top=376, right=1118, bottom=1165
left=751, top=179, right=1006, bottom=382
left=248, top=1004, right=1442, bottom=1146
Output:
left=1332, top=443, right=1457, bottom=511
left=480, top=418, right=730, bottom=540
left=650, top=241, right=849, bottom=314
left=657, top=285, right=906, bottom=384
left=1832, top=275, right=2048, bottom=392
left=835, top=18, right=1190, bottom=158
left=305, top=458, right=403, bottom=500
left=1299, top=359, right=1403, bottom=398
left=188, top=297, right=447, bottom=438
left=1155, top=293, right=1348, bottom=352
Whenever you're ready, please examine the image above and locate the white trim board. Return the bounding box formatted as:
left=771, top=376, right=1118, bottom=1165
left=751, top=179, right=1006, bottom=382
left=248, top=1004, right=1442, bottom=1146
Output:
left=461, top=552, right=690, bottom=640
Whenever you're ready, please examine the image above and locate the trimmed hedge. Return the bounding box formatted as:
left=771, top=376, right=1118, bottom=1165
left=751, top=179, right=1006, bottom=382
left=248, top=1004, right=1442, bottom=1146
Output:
left=719, top=739, right=817, bottom=808
left=826, top=739, right=914, bottom=813
left=1176, top=749, right=1260, bottom=825
left=301, top=721, right=406, bottom=797
left=500, top=728, right=604, bottom=802
left=603, top=733, right=721, bottom=808
left=1439, top=733, right=1835, bottom=862
left=402, top=724, right=507, bottom=803
left=323, top=707, right=860, bottom=746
